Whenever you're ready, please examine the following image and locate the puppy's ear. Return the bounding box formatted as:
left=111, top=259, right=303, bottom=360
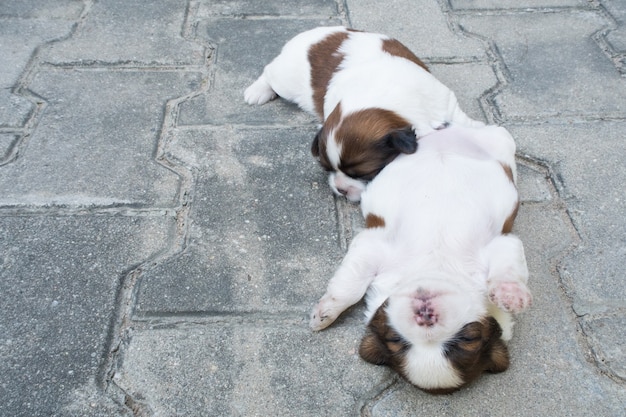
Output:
left=484, top=317, right=510, bottom=373
left=359, top=326, right=391, bottom=365
left=384, top=127, right=417, bottom=155
left=359, top=302, right=408, bottom=366
left=311, top=128, right=323, bottom=157
left=486, top=339, right=510, bottom=373
left=359, top=327, right=391, bottom=365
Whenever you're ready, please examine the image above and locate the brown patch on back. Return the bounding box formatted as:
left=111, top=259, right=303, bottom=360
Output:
left=502, top=200, right=519, bottom=234
left=500, top=162, right=518, bottom=234
left=382, top=38, right=429, bottom=72
left=359, top=302, right=409, bottom=370
left=308, top=31, right=349, bottom=119
left=442, top=317, right=510, bottom=390
left=365, top=213, right=386, bottom=229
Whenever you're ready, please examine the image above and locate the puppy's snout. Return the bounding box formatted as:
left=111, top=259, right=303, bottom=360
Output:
left=336, top=187, right=348, bottom=196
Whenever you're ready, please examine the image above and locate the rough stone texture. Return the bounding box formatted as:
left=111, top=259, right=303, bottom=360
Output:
left=134, top=127, right=341, bottom=315
left=346, top=0, right=486, bottom=60
left=116, top=324, right=387, bottom=416
left=459, top=10, right=626, bottom=123
left=0, top=0, right=624, bottom=416
left=0, top=216, right=172, bottom=416
left=0, top=69, right=201, bottom=208
left=39, top=0, right=206, bottom=66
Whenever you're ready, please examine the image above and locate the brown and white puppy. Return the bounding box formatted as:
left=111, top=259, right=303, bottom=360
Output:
left=310, top=125, right=532, bottom=393
left=244, top=26, right=483, bottom=202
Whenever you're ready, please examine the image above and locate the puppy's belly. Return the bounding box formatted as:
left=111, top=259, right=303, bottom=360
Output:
left=362, top=147, right=517, bottom=249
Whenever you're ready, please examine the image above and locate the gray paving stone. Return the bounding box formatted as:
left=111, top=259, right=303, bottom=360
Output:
left=116, top=323, right=387, bottom=416
left=178, top=18, right=341, bottom=126
left=0, top=69, right=202, bottom=208
left=428, top=62, right=495, bottom=123
left=460, top=10, right=626, bottom=122
left=510, top=121, right=626, bottom=381
left=604, top=0, right=626, bottom=53
left=40, top=0, right=205, bottom=66
left=0, top=9, right=80, bottom=128
left=450, top=0, right=588, bottom=9
left=581, top=314, right=626, bottom=380
left=346, top=0, right=485, bottom=60
left=516, top=162, right=553, bottom=203
left=194, top=0, right=339, bottom=17
left=0, top=215, right=172, bottom=416
left=135, top=127, right=342, bottom=315
left=0, top=134, right=18, bottom=164
left=0, top=0, right=83, bottom=19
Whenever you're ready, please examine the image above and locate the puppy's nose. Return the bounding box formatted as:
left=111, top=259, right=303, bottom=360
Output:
left=414, top=303, right=438, bottom=327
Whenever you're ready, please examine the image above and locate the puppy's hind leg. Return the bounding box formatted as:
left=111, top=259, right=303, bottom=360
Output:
left=244, top=73, right=278, bottom=105
left=482, top=234, right=532, bottom=314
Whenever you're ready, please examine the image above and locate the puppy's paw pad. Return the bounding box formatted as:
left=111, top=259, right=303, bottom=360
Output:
left=310, top=298, right=340, bottom=331
left=244, top=78, right=277, bottom=105
left=489, top=281, right=532, bottom=313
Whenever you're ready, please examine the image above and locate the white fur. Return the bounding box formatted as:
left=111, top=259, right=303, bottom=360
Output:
left=245, top=26, right=484, bottom=201
left=310, top=125, right=531, bottom=389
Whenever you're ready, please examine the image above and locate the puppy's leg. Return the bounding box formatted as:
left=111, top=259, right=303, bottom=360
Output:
left=310, top=230, right=385, bottom=331
left=244, top=73, right=277, bottom=105
left=482, top=234, right=532, bottom=314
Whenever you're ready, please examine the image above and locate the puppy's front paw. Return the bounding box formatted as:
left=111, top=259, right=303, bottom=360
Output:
left=244, top=77, right=277, bottom=105
left=488, top=281, right=532, bottom=313
left=310, top=296, right=342, bottom=331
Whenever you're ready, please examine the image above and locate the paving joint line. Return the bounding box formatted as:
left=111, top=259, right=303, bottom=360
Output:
left=98, top=6, right=216, bottom=411
left=3, top=0, right=92, bottom=168
left=358, top=375, right=403, bottom=417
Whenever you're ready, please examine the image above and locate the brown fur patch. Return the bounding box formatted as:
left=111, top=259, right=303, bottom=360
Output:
left=382, top=38, right=429, bottom=72
left=502, top=200, right=519, bottom=234
left=308, top=31, right=349, bottom=119
left=359, top=302, right=409, bottom=370
left=442, top=317, right=510, bottom=389
left=500, top=163, right=518, bottom=234
left=311, top=103, right=343, bottom=169
left=365, top=213, right=386, bottom=229
left=333, top=108, right=416, bottom=179
left=360, top=307, right=509, bottom=394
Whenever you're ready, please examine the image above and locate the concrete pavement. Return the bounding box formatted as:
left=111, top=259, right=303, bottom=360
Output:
left=0, top=0, right=624, bottom=415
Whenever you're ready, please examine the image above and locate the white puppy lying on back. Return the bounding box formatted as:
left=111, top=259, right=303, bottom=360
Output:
left=245, top=26, right=483, bottom=202
left=310, top=125, right=532, bottom=394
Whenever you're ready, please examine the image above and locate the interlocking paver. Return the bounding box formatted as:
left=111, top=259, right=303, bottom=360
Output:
left=0, top=69, right=201, bottom=207
left=134, top=127, right=341, bottom=315
left=460, top=10, right=626, bottom=122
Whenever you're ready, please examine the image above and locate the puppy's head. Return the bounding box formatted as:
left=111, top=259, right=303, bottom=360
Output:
left=359, top=281, right=509, bottom=394
left=311, top=103, right=417, bottom=202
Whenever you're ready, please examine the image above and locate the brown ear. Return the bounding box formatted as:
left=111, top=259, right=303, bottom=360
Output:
left=359, top=327, right=392, bottom=365
left=486, top=338, right=510, bottom=373
left=483, top=317, right=509, bottom=373
left=384, top=127, right=417, bottom=155
left=359, top=302, right=409, bottom=366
